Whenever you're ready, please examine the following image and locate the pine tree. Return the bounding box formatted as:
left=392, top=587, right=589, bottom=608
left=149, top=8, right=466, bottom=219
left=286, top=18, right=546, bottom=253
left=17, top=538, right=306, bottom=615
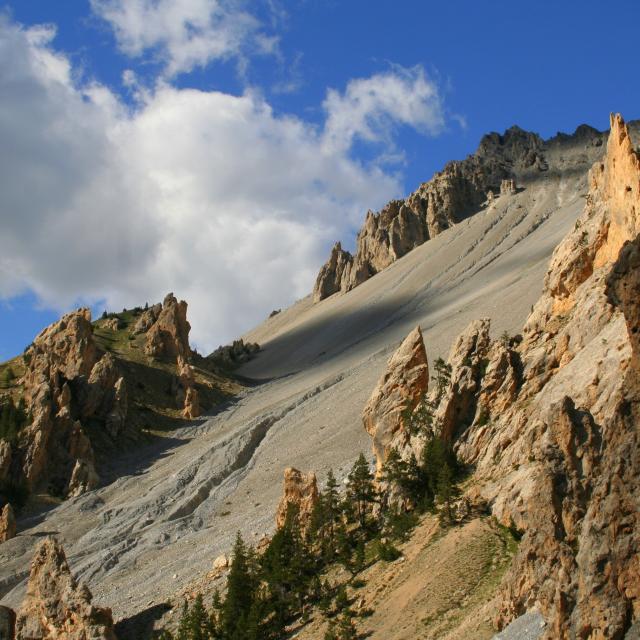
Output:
left=346, top=454, right=376, bottom=530
left=403, top=393, right=435, bottom=436
left=437, top=461, right=455, bottom=524
left=432, top=357, right=452, bottom=403
left=176, top=600, right=190, bottom=640
left=336, top=610, right=357, bottom=640
left=188, top=594, right=210, bottom=640
left=221, top=532, right=255, bottom=639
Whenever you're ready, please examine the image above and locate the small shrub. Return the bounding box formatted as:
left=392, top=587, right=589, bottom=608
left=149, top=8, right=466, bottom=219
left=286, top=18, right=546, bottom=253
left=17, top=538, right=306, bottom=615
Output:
left=376, top=539, right=402, bottom=562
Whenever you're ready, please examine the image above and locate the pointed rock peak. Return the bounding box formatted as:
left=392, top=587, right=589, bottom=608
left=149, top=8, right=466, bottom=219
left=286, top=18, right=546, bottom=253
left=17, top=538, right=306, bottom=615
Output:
left=275, top=467, right=319, bottom=531
left=17, top=537, right=116, bottom=639
left=363, top=326, right=429, bottom=471
left=447, top=318, right=491, bottom=371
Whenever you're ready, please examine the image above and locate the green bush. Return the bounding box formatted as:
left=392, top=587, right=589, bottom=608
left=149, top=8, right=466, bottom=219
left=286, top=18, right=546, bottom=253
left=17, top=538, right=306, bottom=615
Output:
left=376, top=539, right=402, bottom=562
left=0, top=396, right=28, bottom=443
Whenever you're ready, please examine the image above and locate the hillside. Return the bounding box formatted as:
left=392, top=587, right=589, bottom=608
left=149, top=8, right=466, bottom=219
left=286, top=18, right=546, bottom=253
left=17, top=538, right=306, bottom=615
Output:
left=0, top=115, right=638, bottom=639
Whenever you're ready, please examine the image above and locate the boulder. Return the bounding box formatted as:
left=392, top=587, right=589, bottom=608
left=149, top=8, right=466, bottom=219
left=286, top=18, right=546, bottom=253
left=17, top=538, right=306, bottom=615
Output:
left=275, top=467, right=319, bottom=531
left=15, top=537, right=117, bottom=640
left=362, top=327, right=429, bottom=471
left=132, top=303, right=162, bottom=335
left=212, top=555, right=229, bottom=571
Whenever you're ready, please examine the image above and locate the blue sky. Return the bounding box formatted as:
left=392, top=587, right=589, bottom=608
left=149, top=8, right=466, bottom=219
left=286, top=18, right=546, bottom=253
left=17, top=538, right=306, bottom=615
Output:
left=1, top=0, right=639, bottom=359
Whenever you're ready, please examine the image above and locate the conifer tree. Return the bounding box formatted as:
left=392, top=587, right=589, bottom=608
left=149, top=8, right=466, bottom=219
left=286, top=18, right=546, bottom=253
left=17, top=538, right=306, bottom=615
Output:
left=346, top=453, right=376, bottom=530
left=221, top=532, right=255, bottom=639
left=176, top=600, right=190, bottom=640
left=432, top=357, right=452, bottom=403
left=188, top=594, right=209, bottom=640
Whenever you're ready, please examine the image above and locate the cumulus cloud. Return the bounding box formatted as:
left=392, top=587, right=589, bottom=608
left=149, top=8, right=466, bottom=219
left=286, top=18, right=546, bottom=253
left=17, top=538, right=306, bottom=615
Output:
left=322, top=65, right=445, bottom=154
left=0, top=17, right=449, bottom=352
left=90, top=0, right=274, bottom=77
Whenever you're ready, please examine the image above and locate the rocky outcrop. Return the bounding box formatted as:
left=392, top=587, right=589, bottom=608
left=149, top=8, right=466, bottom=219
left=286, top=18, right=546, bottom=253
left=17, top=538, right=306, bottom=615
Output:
left=142, top=293, right=201, bottom=418
left=275, top=467, right=319, bottom=531
left=437, top=318, right=491, bottom=443
left=132, top=303, right=162, bottom=335
left=312, top=242, right=355, bottom=302
left=356, top=114, right=639, bottom=637
left=20, top=311, right=98, bottom=493
left=176, top=356, right=200, bottom=420
left=5, top=309, right=130, bottom=498
left=144, top=293, right=191, bottom=360
left=362, top=327, right=429, bottom=471
left=314, top=125, right=554, bottom=301
left=443, top=115, right=640, bottom=638
left=208, top=339, right=260, bottom=368
left=500, top=178, right=516, bottom=195
left=15, top=537, right=116, bottom=640
left=0, top=503, right=16, bottom=543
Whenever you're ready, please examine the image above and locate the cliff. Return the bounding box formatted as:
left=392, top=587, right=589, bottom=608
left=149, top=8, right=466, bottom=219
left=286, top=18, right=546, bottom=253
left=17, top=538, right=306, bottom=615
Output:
left=313, top=123, right=605, bottom=302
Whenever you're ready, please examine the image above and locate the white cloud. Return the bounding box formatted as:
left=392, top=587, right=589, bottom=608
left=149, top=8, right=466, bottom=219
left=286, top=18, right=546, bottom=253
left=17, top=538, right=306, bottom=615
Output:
left=322, top=65, right=445, bottom=154
left=0, top=17, right=449, bottom=352
left=90, top=0, right=274, bottom=77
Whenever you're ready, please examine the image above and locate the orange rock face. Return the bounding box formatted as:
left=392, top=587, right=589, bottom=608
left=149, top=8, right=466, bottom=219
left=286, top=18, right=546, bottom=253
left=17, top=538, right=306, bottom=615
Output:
left=11, top=308, right=129, bottom=497
left=448, top=115, right=640, bottom=638
left=275, top=467, right=319, bottom=531
left=359, top=114, right=640, bottom=637
left=144, top=293, right=191, bottom=360
left=16, top=537, right=117, bottom=640
left=362, top=326, right=429, bottom=471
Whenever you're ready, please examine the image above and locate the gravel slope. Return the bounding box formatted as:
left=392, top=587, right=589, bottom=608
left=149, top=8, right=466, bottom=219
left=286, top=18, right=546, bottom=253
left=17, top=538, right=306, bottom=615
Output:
left=0, top=135, right=602, bottom=625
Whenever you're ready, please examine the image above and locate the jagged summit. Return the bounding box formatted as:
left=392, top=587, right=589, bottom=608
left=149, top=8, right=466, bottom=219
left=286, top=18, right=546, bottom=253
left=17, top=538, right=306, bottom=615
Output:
left=312, top=119, right=611, bottom=303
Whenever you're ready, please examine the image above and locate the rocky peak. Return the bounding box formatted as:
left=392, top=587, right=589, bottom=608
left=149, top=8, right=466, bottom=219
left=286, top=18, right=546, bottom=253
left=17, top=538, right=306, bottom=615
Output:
left=313, top=122, right=556, bottom=303
left=10, top=308, right=130, bottom=497
left=15, top=537, right=117, bottom=640
left=362, top=327, right=429, bottom=471
left=437, top=318, right=491, bottom=443
left=312, top=242, right=354, bottom=302
left=0, top=503, right=16, bottom=543
left=144, top=293, right=191, bottom=360
left=22, top=309, right=99, bottom=399
left=275, top=467, right=319, bottom=531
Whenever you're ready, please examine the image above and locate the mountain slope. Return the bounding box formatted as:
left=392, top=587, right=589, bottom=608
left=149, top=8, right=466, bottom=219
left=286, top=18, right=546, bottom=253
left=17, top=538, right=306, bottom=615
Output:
left=0, top=118, right=636, bottom=634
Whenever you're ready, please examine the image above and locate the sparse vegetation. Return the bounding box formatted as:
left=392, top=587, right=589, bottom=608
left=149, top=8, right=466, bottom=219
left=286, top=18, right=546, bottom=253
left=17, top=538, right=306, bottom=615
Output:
left=0, top=395, right=28, bottom=443
left=157, top=438, right=464, bottom=640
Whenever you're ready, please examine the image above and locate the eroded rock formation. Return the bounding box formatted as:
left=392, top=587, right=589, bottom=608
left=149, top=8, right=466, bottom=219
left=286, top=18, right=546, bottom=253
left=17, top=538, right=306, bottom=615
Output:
left=132, top=303, right=162, bottom=335
left=144, top=294, right=201, bottom=418
left=0, top=503, right=16, bottom=543
left=15, top=537, right=117, bottom=640
left=16, top=309, right=128, bottom=497
left=314, top=125, right=556, bottom=301
left=460, top=115, right=639, bottom=637
left=362, top=327, right=429, bottom=471
left=144, top=293, right=191, bottom=360
left=360, top=114, right=640, bottom=637
left=275, top=467, right=319, bottom=531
